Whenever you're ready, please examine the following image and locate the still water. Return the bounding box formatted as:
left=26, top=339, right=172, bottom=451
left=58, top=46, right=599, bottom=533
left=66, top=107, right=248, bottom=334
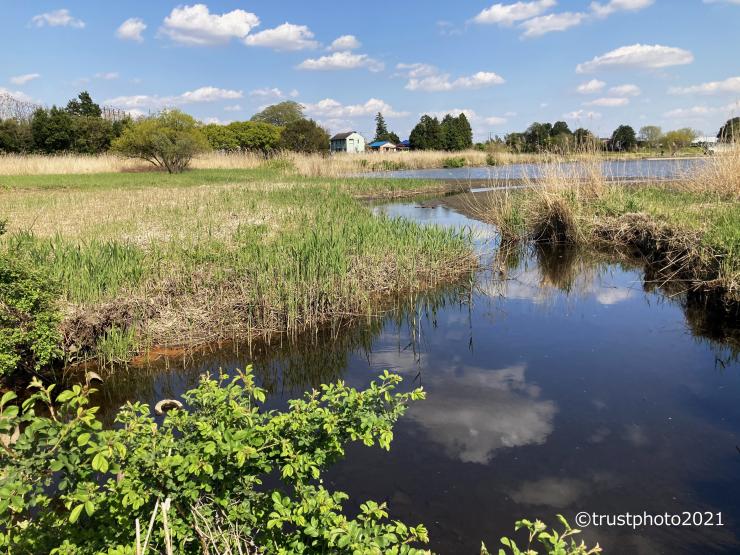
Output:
left=366, top=157, right=703, bottom=181
left=96, top=197, right=740, bottom=554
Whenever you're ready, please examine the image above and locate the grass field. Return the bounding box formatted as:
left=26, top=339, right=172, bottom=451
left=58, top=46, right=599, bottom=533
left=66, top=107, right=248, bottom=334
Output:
left=1, top=164, right=475, bottom=366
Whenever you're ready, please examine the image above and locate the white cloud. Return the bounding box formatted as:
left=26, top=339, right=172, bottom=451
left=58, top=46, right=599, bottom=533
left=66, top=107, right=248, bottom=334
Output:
left=116, top=18, right=147, bottom=42
left=159, top=4, right=259, bottom=46
left=520, top=12, right=587, bottom=37
left=404, top=66, right=505, bottom=91
left=244, top=23, right=319, bottom=51
left=485, top=116, right=509, bottom=125
left=250, top=87, right=286, bottom=98
left=105, top=86, right=243, bottom=109
left=473, top=0, right=557, bottom=25
left=304, top=98, right=408, bottom=119
left=328, top=34, right=361, bottom=51
left=576, top=44, right=694, bottom=73
left=95, top=72, right=119, bottom=80
left=564, top=109, right=602, bottom=120
left=668, top=76, right=740, bottom=95
left=663, top=101, right=740, bottom=119
left=223, top=104, right=242, bottom=112
left=704, top=0, right=740, bottom=3
left=590, top=0, right=654, bottom=17
left=585, top=97, right=629, bottom=107
left=0, top=87, right=34, bottom=103
left=31, top=9, right=85, bottom=28
left=609, top=83, right=641, bottom=96
left=9, top=73, right=40, bottom=86
left=297, top=51, right=384, bottom=72
left=577, top=79, right=606, bottom=94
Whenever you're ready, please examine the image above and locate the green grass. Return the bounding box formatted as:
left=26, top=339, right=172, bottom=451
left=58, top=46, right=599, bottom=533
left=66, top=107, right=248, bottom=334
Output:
left=0, top=168, right=475, bottom=365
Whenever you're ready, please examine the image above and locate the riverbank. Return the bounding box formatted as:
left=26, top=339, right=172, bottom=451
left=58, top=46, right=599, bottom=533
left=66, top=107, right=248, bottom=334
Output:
left=0, top=165, right=476, bottom=373
left=468, top=151, right=740, bottom=306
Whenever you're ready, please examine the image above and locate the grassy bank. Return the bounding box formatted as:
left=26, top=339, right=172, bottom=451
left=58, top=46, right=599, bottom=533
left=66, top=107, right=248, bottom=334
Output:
left=1, top=164, right=475, bottom=370
left=472, top=151, right=740, bottom=303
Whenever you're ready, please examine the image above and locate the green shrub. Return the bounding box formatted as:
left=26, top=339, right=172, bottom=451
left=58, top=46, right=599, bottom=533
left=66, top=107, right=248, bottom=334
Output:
left=442, top=156, right=466, bottom=168
left=0, top=255, right=61, bottom=379
left=0, top=368, right=430, bottom=554
left=485, top=515, right=602, bottom=555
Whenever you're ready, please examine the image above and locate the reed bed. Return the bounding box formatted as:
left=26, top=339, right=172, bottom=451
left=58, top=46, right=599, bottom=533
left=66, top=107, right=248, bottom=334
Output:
left=1, top=174, right=475, bottom=366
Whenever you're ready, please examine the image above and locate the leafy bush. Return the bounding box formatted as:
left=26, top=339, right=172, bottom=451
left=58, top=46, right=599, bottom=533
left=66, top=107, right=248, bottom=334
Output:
left=112, top=109, right=210, bottom=173
left=442, top=156, right=466, bottom=168
left=0, top=368, right=431, bottom=554
left=202, top=121, right=282, bottom=153
left=0, top=255, right=61, bottom=379
left=278, top=119, right=329, bottom=153
left=485, top=515, right=602, bottom=555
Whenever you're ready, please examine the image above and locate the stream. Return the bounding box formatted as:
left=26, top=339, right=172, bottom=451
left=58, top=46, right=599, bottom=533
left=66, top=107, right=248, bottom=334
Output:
left=94, top=194, right=740, bottom=554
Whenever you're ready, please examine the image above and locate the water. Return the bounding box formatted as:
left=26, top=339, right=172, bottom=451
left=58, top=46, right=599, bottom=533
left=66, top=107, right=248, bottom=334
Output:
left=94, top=196, right=740, bottom=554
left=365, top=157, right=703, bottom=181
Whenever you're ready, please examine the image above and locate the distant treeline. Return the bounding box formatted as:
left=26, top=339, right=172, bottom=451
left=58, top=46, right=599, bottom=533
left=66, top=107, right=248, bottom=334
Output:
left=408, top=113, right=473, bottom=151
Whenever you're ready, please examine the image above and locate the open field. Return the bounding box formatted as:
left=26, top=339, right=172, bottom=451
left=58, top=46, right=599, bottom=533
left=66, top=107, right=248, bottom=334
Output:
left=0, top=147, right=707, bottom=177
left=470, top=149, right=740, bottom=303
left=1, top=164, right=475, bottom=366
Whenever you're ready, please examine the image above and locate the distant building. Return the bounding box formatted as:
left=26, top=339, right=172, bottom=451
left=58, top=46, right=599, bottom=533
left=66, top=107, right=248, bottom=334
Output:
left=368, top=140, right=397, bottom=151
left=692, top=136, right=718, bottom=146
left=397, top=140, right=411, bottom=151
left=330, top=131, right=365, bottom=153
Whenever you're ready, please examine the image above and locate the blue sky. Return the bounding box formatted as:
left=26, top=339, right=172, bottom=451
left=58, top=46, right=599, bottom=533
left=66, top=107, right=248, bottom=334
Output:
left=2, top=0, right=739, bottom=140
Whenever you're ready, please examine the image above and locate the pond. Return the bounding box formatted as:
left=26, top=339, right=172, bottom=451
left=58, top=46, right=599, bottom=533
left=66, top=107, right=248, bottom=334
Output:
left=94, top=195, right=740, bottom=554
left=365, top=157, right=704, bottom=181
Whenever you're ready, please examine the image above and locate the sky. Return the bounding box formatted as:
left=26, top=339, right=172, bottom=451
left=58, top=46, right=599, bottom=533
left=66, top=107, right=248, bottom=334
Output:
left=2, top=0, right=740, bottom=141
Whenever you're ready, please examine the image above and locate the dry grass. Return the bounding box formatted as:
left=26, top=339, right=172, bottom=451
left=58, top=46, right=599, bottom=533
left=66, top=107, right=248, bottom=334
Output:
left=681, top=145, right=740, bottom=199
left=0, top=153, right=148, bottom=175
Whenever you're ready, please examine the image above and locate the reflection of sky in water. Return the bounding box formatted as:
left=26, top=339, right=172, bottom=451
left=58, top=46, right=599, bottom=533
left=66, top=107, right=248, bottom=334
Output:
left=98, top=195, right=740, bottom=554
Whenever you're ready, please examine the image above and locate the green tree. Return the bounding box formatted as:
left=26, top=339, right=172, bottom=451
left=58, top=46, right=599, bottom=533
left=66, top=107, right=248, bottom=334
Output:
left=373, top=112, right=389, bottom=142
left=609, top=125, right=637, bottom=151
left=201, top=123, right=240, bottom=151
left=112, top=109, right=210, bottom=173
left=278, top=118, right=329, bottom=153
left=0, top=119, right=32, bottom=153
left=30, top=107, right=74, bottom=153
left=524, top=122, right=552, bottom=152
left=251, top=101, right=304, bottom=127
left=717, top=117, right=740, bottom=143
left=71, top=116, right=116, bottom=154
left=638, top=125, right=662, bottom=149
left=66, top=91, right=102, bottom=118
left=409, top=115, right=443, bottom=150
left=505, top=132, right=526, bottom=153
left=573, top=128, right=599, bottom=151
left=228, top=121, right=282, bottom=153
left=661, top=128, right=698, bottom=154
left=551, top=121, right=572, bottom=137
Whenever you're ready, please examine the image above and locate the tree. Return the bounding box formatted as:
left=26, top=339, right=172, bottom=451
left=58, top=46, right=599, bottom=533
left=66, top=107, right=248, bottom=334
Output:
left=573, top=128, right=599, bottom=151
left=374, top=112, right=388, bottom=142
left=409, top=115, right=443, bottom=150
left=639, top=125, right=662, bottom=149
left=609, top=125, right=637, bottom=151
left=0, top=119, right=32, bottom=153
left=717, top=117, right=740, bottom=143
left=201, top=123, right=240, bottom=151
left=439, top=113, right=473, bottom=151
left=251, top=101, right=304, bottom=127
left=524, top=122, right=552, bottom=152
left=66, top=91, right=102, bottom=118
left=31, top=107, right=74, bottom=153
left=505, top=132, right=526, bottom=153
left=71, top=117, right=116, bottom=154
left=661, top=128, right=697, bottom=154
left=551, top=121, right=572, bottom=137
left=112, top=109, right=210, bottom=173
left=278, top=118, right=329, bottom=153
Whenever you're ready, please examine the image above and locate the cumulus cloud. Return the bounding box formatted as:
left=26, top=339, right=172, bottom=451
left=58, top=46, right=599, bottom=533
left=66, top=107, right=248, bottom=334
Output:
left=9, top=73, right=40, bottom=86
left=563, top=109, right=602, bottom=120
left=0, top=87, right=34, bottom=103
left=577, top=79, right=606, bottom=94
left=95, top=72, right=119, bottom=80
left=585, top=97, right=629, bottom=106
left=244, top=23, right=319, bottom=51
left=576, top=43, right=694, bottom=73
left=668, top=76, right=740, bottom=95
left=663, top=101, right=740, bottom=119
left=609, top=83, right=641, bottom=96
left=520, top=12, right=587, bottom=37
left=590, top=0, right=654, bottom=17
left=473, top=0, right=557, bottom=25
left=328, top=34, right=361, bottom=51
left=116, top=18, right=147, bottom=42
left=159, top=4, right=259, bottom=46
left=105, top=86, right=243, bottom=109
left=304, top=97, right=408, bottom=119
left=223, top=104, right=242, bottom=112
left=31, top=9, right=85, bottom=28
left=399, top=63, right=505, bottom=92
left=297, top=51, right=384, bottom=72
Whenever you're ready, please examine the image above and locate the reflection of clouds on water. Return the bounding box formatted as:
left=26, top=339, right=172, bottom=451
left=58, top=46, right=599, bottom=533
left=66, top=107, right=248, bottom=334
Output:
left=595, top=287, right=633, bottom=306
left=509, top=473, right=617, bottom=508
left=407, top=364, right=557, bottom=464
left=623, top=423, right=648, bottom=447
left=588, top=426, right=611, bottom=444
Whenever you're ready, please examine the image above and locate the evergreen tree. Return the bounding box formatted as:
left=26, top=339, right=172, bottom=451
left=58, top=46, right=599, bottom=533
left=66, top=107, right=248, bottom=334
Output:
left=717, top=117, right=740, bottom=143
left=374, top=112, right=389, bottom=142
left=409, top=115, right=443, bottom=150
left=610, top=125, right=637, bottom=151
left=66, top=91, right=102, bottom=118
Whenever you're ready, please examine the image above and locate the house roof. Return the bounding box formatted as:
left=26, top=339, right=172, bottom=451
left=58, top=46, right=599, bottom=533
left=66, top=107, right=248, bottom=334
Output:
left=331, top=131, right=358, bottom=140
left=368, top=140, right=394, bottom=147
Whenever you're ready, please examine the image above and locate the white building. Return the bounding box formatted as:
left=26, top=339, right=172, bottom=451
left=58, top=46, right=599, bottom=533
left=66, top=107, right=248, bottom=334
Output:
left=329, top=131, right=365, bottom=153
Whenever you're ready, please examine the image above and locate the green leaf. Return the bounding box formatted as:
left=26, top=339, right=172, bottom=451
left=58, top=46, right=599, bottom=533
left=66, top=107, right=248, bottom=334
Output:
left=77, top=433, right=91, bottom=446
left=69, top=504, right=84, bottom=523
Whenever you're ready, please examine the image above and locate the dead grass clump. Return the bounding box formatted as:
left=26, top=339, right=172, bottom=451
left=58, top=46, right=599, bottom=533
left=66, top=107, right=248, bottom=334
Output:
left=525, top=193, right=581, bottom=244
left=681, top=146, right=740, bottom=199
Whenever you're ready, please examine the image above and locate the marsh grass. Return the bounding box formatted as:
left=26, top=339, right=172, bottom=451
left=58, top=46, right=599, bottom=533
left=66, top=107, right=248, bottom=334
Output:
left=471, top=150, right=740, bottom=301
left=1, top=170, right=475, bottom=366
